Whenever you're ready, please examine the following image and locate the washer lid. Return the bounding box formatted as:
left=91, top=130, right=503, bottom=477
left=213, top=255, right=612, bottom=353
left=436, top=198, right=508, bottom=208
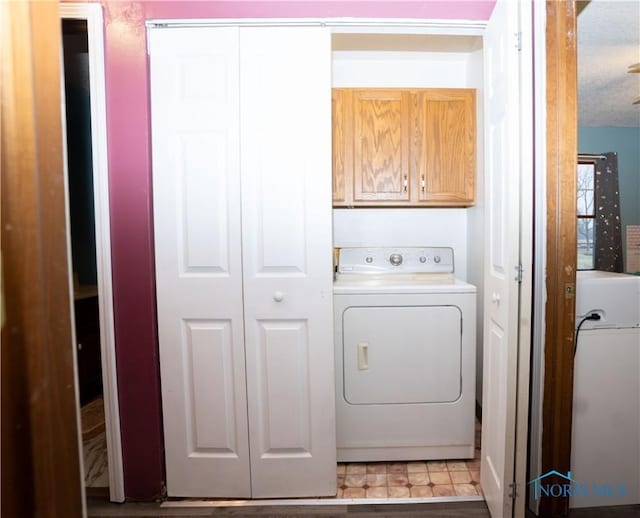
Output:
left=334, top=274, right=476, bottom=295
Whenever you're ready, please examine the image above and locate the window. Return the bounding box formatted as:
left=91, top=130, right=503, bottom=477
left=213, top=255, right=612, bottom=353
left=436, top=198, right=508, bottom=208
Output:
left=577, top=161, right=596, bottom=269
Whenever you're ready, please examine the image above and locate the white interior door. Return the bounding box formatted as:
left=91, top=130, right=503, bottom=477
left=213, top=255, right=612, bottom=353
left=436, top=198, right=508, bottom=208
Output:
left=149, top=27, right=252, bottom=497
left=239, top=26, right=336, bottom=498
left=481, top=1, right=524, bottom=516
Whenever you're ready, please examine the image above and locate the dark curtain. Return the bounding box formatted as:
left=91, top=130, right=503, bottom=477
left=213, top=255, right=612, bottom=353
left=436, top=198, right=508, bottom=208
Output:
left=594, top=152, right=623, bottom=272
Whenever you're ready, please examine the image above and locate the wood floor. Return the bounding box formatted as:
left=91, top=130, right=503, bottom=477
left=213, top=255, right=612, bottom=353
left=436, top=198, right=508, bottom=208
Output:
left=87, top=499, right=490, bottom=517
left=87, top=499, right=640, bottom=518
left=82, top=397, right=109, bottom=488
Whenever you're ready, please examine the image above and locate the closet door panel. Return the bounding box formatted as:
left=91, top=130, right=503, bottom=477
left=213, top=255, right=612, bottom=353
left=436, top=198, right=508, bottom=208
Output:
left=240, top=26, right=336, bottom=499
left=255, top=320, right=311, bottom=452
left=149, top=27, right=251, bottom=498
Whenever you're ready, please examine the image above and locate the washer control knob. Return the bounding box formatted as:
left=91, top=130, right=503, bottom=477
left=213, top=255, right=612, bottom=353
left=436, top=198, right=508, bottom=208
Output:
left=419, top=256, right=427, bottom=263
left=434, top=255, right=441, bottom=264
left=389, top=253, right=403, bottom=266
left=365, top=256, right=373, bottom=263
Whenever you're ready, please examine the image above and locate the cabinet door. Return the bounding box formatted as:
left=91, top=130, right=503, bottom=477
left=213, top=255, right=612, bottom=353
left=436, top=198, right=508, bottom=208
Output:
left=411, top=89, right=476, bottom=205
left=353, top=90, right=410, bottom=202
left=332, top=89, right=353, bottom=205
left=149, top=27, right=251, bottom=497
left=240, top=27, right=336, bottom=498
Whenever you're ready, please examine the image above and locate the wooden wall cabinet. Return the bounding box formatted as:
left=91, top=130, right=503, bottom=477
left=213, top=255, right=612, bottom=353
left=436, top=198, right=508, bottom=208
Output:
left=331, top=89, right=351, bottom=204
left=412, top=89, right=476, bottom=205
left=352, top=89, right=410, bottom=202
left=333, top=88, right=476, bottom=207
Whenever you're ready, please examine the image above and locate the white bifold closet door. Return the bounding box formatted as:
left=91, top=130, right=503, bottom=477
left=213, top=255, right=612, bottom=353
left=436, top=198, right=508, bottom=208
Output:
left=150, top=25, right=335, bottom=499
left=150, top=26, right=249, bottom=498
left=239, top=27, right=335, bottom=499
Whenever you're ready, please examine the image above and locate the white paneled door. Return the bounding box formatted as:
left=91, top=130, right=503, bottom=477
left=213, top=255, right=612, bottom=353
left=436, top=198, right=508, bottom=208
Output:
left=481, top=1, right=529, bottom=517
left=239, top=27, right=336, bottom=498
left=150, top=27, right=251, bottom=498
left=150, top=25, right=335, bottom=499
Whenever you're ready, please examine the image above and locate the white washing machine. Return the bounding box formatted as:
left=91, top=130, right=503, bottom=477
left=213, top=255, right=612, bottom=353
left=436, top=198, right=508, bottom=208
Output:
left=334, top=247, right=476, bottom=462
left=571, top=270, right=640, bottom=508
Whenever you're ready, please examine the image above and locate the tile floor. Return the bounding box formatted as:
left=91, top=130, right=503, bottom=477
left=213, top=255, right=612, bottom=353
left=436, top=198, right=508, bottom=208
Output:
left=80, top=406, right=482, bottom=500
left=335, top=420, right=482, bottom=500
left=335, top=458, right=481, bottom=499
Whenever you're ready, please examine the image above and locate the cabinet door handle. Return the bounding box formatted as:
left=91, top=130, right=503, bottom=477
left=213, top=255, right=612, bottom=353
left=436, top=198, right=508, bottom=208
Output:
left=403, top=175, right=408, bottom=193
left=421, top=175, right=426, bottom=193
left=273, top=291, right=285, bottom=302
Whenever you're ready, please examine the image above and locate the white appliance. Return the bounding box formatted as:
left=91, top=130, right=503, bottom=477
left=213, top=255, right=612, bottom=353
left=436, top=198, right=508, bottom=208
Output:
left=571, top=270, right=640, bottom=508
left=334, top=247, right=476, bottom=462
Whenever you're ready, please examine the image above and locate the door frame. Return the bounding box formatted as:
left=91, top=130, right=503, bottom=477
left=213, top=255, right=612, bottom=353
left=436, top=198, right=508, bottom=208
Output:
left=146, top=14, right=534, bottom=514
left=514, top=1, right=535, bottom=515
left=60, top=3, right=125, bottom=503
left=538, top=1, right=578, bottom=516
left=1, top=2, right=84, bottom=516
left=527, top=0, right=550, bottom=514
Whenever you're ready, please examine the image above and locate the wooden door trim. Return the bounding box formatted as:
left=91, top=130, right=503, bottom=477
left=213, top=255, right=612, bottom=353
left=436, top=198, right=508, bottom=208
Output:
left=540, top=1, right=578, bottom=516
left=1, top=1, right=84, bottom=517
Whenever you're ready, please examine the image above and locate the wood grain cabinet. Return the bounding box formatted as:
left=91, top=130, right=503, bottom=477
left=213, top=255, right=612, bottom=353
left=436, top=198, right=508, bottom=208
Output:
left=411, top=89, right=476, bottom=205
left=332, top=88, right=476, bottom=207
left=331, top=89, right=351, bottom=204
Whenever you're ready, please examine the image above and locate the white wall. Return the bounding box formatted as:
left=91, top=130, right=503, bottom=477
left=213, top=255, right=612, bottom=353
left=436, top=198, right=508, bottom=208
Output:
left=333, top=209, right=469, bottom=280
left=332, top=50, right=478, bottom=88
left=465, top=47, right=485, bottom=406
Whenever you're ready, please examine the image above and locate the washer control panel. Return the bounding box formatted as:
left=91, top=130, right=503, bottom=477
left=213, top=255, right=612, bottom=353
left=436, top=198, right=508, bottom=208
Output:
left=389, top=253, right=403, bottom=266
left=338, top=247, right=454, bottom=274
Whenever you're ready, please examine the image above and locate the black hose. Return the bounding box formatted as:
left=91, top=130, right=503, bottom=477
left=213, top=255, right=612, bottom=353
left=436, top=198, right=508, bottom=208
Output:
left=574, top=313, right=602, bottom=357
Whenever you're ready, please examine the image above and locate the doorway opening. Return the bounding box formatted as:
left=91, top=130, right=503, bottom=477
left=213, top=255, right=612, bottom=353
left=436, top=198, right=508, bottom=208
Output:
left=60, top=4, right=124, bottom=503
left=62, top=16, right=108, bottom=496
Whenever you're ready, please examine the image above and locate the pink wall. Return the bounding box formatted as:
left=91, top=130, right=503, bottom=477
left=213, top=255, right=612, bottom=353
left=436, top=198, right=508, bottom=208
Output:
left=69, top=0, right=495, bottom=499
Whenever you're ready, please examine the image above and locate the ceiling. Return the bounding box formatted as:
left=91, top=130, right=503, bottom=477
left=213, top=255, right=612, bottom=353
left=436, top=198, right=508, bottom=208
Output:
left=578, top=0, right=640, bottom=127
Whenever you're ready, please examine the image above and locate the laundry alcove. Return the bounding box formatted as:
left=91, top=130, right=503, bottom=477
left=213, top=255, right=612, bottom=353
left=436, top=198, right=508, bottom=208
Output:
left=148, top=5, right=531, bottom=515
